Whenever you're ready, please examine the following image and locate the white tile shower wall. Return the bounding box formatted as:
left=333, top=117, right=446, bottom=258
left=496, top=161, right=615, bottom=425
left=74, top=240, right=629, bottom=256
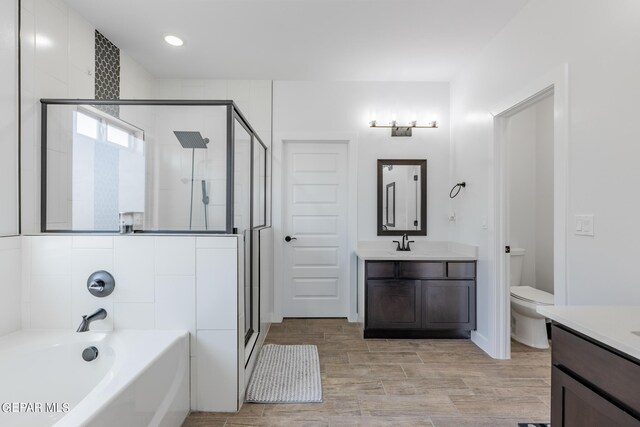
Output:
left=22, top=235, right=240, bottom=411
left=0, top=0, right=19, bottom=236
left=20, top=0, right=156, bottom=234
left=0, top=237, right=21, bottom=336
left=152, top=79, right=273, bottom=233
left=21, top=0, right=92, bottom=233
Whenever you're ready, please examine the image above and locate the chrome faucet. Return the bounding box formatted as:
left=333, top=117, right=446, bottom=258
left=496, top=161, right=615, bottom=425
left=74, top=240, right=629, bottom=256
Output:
left=76, top=308, right=107, bottom=332
left=393, top=233, right=415, bottom=252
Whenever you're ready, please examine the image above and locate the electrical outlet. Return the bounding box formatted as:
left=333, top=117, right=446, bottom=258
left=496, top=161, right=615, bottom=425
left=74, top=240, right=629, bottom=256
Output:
left=575, top=214, right=594, bottom=236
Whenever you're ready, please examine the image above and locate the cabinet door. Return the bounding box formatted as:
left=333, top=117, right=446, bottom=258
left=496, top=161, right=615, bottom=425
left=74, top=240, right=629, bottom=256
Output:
left=552, top=366, right=640, bottom=427
left=422, top=281, right=475, bottom=329
left=366, top=280, right=421, bottom=329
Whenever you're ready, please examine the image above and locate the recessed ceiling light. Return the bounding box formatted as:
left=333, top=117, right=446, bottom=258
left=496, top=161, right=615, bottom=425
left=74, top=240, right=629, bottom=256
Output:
left=164, top=35, right=184, bottom=47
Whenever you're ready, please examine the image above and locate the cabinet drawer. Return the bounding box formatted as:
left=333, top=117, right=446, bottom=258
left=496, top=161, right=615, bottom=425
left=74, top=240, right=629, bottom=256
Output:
left=446, top=262, right=476, bottom=279
left=366, top=262, right=396, bottom=278
left=552, top=325, right=640, bottom=414
left=399, top=262, right=444, bottom=279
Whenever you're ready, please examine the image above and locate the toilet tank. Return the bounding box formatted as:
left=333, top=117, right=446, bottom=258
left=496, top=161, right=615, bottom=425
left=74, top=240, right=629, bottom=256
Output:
left=509, top=248, right=525, bottom=287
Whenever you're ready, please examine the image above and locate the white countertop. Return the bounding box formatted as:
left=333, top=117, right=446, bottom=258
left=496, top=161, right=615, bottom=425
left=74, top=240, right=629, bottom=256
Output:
left=355, top=241, right=477, bottom=261
left=537, top=306, right=640, bottom=361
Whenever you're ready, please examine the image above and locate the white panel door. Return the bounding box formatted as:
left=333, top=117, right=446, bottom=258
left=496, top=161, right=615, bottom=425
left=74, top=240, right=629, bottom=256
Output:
left=283, top=142, right=348, bottom=317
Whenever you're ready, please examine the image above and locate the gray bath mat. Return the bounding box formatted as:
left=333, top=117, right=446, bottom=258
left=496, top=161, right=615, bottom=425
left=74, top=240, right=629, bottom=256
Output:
left=246, top=344, right=322, bottom=403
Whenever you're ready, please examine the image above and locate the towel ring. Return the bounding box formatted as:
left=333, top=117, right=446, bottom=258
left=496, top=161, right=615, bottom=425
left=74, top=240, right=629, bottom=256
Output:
left=449, top=182, right=466, bottom=199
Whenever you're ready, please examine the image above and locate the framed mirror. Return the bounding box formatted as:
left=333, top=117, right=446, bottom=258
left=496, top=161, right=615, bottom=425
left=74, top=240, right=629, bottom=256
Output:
left=377, top=159, right=427, bottom=236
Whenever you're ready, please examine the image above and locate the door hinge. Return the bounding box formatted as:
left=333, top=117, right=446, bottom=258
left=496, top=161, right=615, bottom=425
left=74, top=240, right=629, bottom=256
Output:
left=505, top=246, right=511, bottom=254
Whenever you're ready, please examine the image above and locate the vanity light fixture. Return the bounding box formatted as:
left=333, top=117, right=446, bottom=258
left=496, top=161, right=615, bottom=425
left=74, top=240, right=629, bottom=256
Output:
left=164, top=35, right=184, bottom=47
left=369, top=120, right=437, bottom=137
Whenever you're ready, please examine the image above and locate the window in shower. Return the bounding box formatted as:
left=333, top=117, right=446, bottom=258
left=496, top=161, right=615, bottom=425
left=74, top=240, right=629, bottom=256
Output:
left=69, top=108, right=145, bottom=231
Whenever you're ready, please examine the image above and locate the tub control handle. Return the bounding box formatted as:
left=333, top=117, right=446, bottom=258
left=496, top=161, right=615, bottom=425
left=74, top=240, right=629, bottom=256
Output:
left=87, top=271, right=115, bottom=297
left=82, top=346, right=99, bottom=362
left=89, top=279, right=105, bottom=292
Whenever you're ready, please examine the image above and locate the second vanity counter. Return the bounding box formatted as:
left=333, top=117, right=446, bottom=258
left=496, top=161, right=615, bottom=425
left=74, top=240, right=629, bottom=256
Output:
left=537, top=306, right=640, bottom=425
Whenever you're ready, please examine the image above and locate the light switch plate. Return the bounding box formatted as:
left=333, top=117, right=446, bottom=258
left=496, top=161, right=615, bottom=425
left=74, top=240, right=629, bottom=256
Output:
left=575, top=214, right=594, bottom=236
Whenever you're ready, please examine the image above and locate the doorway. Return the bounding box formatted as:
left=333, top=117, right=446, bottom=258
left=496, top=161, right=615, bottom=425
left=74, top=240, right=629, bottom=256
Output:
left=281, top=141, right=349, bottom=317
left=506, top=93, right=555, bottom=350
left=490, top=68, right=570, bottom=359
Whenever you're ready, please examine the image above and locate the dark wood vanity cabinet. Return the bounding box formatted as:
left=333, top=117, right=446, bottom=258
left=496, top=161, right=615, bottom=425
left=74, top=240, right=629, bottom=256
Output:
left=551, top=324, right=640, bottom=426
left=364, top=260, right=476, bottom=338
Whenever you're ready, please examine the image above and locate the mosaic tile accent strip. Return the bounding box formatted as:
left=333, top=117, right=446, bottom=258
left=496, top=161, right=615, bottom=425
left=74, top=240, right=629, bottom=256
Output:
left=95, top=30, right=120, bottom=117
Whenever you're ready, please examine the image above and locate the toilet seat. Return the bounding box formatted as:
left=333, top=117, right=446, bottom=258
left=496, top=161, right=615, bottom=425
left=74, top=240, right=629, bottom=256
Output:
left=510, top=286, right=554, bottom=306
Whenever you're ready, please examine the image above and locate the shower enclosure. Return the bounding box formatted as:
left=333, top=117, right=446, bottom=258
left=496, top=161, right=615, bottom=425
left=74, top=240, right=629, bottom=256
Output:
left=40, top=98, right=269, bottom=346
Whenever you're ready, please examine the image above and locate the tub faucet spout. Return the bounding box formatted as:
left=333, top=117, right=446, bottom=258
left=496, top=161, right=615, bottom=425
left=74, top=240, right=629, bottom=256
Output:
left=76, top=308, right=107, bottom=332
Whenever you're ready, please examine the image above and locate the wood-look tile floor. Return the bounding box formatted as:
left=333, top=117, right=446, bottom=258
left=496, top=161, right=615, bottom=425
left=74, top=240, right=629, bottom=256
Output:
left=183, top=319, right=551, bottom=427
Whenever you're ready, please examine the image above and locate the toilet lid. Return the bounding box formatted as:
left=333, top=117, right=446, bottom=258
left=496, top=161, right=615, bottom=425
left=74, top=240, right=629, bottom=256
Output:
left=511, top=286, right=554, bottom=305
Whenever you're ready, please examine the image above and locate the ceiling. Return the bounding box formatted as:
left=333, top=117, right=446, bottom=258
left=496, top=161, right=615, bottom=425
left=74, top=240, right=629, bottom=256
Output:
left=64, top=0, right=530, bottom=81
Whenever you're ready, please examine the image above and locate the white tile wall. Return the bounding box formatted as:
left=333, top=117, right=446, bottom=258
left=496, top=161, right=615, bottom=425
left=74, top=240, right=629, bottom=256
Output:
left=196, top=330, right=238, bottom=411
left=0, top=237, right=22, bottom=336
left=155, top=276, right=196, bottom=334
left=154, top=79, right=273, bottom=149
left=196, top=248, right=238, bottom=330
left=21, top=234, right=240, bottom=411
left=114, top=236, right=155, bottom=303
left=113, top=302, right=155, bottom=329
left=155, top=237, right=195, bottom=276
left=0, top=0, right=19, bottom=237
left=20, top=0, right=156, bottom=234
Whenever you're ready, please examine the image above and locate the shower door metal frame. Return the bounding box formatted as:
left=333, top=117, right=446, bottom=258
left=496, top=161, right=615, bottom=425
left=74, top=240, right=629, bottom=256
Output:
left=39, top=98, right=267, bottom=235
left=233, top=110, right=268, bottom=348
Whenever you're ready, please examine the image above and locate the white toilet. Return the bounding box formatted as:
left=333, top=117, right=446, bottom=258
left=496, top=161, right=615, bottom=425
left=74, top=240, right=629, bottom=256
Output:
left=509, top=248, right=554, bottom=349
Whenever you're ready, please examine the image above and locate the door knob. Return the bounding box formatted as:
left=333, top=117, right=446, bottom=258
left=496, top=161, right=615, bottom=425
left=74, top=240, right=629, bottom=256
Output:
left=285, top=236, right=297, bottom=242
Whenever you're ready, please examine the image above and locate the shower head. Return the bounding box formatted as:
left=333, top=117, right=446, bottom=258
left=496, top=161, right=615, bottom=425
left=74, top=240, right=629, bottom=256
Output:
left=173, top=131, right=210, bottom=149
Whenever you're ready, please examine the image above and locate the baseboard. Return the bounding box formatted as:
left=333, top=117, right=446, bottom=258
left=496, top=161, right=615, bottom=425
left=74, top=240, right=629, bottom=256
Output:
left=270, top=312, right=283, bottom=323
left=471, top=331, right=493, bottom=356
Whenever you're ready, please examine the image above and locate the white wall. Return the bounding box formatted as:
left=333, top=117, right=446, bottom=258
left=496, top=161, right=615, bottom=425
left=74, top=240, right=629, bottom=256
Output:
left=508, top=96, right=554, bottom=294
left=450, top=0, right=640, bottom=355
left=509, top=105, right=537, bottom=288
left=21, top=235, right=240, bottom=411
left=273, top=81, right=450, bottom=243
left=535, top=97, right=554, bottom=294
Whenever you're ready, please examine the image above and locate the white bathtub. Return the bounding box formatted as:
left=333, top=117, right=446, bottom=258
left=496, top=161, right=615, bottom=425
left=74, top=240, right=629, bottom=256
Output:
left=0, top=330, right=189, bottom=427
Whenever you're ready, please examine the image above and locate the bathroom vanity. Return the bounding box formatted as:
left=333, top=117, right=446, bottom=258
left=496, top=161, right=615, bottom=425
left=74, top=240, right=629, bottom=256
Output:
left=538, top=306, right=640, bottom=426
left=356, top=242, right=477, bottom=339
